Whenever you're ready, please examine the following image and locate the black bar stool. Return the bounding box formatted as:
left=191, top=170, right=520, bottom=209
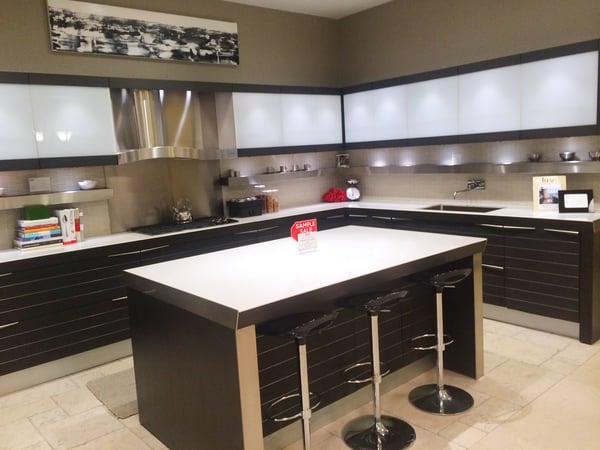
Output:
left=336, top=289, right=416, bottom=450
left=256, top=310, right=339, bottom=450
left=409, top=268, right=474, bottom=415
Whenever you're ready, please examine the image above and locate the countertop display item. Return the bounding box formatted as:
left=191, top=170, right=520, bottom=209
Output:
left=532, top=175, right=566, bottom=211
left=172, top=198, right=193, bottom=224
left=78, top=180, right=97, bottom=190
left=527, top=152, right=542, bottom=162
left=226, top=197, right=263, bottom=217
left=0, top=187, right=4, bottom=196
left=322, top=187, right=347, bottom=202
left=559, top=151, right=576, bottom=161
left=345, top=178, right=361, bottom=201
left=588, top=151, right=600, bottom=161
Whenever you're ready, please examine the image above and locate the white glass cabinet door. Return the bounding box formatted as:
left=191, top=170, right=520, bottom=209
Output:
left=521, top=51, right=598, bottom=130
left=232, top=92, right=283, bottom=148
left=344, top=85, right=407, bottom=143
left=281, top=94, right=342, bottom=146
left=406, top=76, right=459, bottom=138
left=458, top=65, right=521, bottom=134
left=0, top=84, right=38, bottom=159
left=30, top=85, right=117, bottom=157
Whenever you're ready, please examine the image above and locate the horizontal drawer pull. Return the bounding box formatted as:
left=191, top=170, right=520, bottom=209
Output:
left=476, top=223, right=503, bottom=229
left=0, top=272, right=13, bottom=278
left=325, top=215, right=345, bottom=219
left=108, top=250, right=139, bottom=257
left=111, top=296, right=128, bottom=302
left=543, top=228, right=579, bottom=235
left=482, top=263, right=505, bottom=271
left=503, top=225, right=536, bottom=231
left=371, top=216, right=392, bottom=220
left=257, top=226, right=280, bottom=232
left=0, top=321, right=19, bottom=330
left=348, top=214, right=368, bottom=218
left=234, top=229, right=258, bottom=235
left=140, top=245, right=170, bottom=253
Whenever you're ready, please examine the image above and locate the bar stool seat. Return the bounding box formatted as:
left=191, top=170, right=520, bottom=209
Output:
left=336, top=289, right=416, bottom=450
left=409, top=268, right=474, bottom=415
left=257, top=310, right=339, bottom=450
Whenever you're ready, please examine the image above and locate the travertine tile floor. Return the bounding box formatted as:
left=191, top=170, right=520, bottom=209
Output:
left=1, top=319, right=599, bottom=449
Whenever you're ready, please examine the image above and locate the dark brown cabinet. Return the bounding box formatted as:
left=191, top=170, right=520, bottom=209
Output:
left=503, top=225, right=580, bottom=322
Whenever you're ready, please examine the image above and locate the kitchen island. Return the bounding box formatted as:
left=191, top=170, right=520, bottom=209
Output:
left=124, top=225, right=486, bottom=449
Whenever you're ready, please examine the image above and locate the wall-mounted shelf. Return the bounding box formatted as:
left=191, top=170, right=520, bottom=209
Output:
left=0, top=188, right=113, bottom=211
left=219, top=161, right=600, bottom=186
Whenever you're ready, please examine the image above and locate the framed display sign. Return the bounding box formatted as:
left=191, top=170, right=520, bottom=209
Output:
left=558, top=189, right=594, bottom=213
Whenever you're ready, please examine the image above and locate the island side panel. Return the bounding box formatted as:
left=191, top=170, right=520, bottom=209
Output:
left=440, top=254, right=484, bottom=379
left=127, top=287, right=256, bottom=450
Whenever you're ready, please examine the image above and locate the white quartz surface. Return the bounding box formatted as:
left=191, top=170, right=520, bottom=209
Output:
left=125, top=225, right=485, bottom=316
left=1, top=197, right=597, bottom=264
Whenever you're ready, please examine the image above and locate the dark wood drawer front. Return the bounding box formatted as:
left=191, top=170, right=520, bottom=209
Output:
left=1, top=279, right=126, bottom=324
left=505, top=228, right=580, bottom=321
left=0, top=298, right=129, bottom=375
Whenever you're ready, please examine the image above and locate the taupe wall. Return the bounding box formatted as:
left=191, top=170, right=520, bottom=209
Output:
left=2, top=1, right=599, bottom=87
left=0, top=0, right=339, bottom=87
left=338, top=0, right=600, bottom=86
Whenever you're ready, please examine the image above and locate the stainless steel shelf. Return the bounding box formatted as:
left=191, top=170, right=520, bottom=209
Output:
left=0, top=188, right=114, bottom=211
left=220, top=161, right=600, bottom=186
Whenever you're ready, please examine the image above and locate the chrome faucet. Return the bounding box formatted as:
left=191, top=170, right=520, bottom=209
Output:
left=453, top=179, right=486, bottom=199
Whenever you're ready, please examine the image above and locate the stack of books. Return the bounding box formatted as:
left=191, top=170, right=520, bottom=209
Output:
left=14, top=217, right=64, bottom=250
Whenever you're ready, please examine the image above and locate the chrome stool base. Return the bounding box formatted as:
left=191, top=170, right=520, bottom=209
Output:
left=409, top=383, right=474, bottom=415
left=343, top=415, right=416, bottom=450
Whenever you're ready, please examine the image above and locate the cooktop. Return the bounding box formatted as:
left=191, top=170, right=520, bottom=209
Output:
left=130, top=216, right=238, bottom=236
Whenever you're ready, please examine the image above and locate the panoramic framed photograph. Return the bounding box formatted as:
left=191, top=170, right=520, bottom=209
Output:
left=47, top=0, right=239, bottom=65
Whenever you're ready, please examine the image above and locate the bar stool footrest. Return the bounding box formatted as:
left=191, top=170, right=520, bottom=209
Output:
left=342, top=361, right=390, bottom=384
left=410, top=333, right=454, bottom=351
left=266, top=391, right=321, bottom=422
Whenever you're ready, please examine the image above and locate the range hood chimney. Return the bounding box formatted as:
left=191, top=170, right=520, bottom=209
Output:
left=111, top=88, right=237, bottom=164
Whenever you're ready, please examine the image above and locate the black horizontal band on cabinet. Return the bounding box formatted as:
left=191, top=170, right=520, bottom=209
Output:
left=38, top=155, right=118, bottom=169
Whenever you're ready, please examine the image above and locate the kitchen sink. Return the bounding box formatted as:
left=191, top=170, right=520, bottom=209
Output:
left=421, top=204, right=502, bottom=213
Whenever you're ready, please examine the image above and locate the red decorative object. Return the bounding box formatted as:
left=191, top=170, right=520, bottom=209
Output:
left=322, top=188, right=348, bottom=202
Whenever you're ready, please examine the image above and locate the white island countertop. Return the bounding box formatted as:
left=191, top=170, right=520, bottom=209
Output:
left=124, top=225, right=486, bottom=329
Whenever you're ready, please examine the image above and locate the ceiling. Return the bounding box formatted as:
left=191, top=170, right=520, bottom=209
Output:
left=222, top=0, right=392, bottom=19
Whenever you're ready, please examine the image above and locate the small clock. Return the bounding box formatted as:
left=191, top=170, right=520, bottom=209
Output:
left=345, top=179, right=361, bottom=201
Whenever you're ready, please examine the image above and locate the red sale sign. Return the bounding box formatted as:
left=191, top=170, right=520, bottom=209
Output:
left=290, top=218, right=317, bottom=241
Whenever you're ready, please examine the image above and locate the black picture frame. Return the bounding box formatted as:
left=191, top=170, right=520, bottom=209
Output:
left=558, top=189, right=594, bottom=213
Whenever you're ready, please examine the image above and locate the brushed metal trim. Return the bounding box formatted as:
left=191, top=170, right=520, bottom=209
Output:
left=476, top=223, right=504, bottom=229
left=117, top=146, right=237, bottom=164
left=482, top=263, right=505, bottom=271
left=503, top=225, right=536, bottom=231
left=0, top=321, right=19, bottom=329
left=111, top=296, right=128, bottom=302
left=108, top=250, right=139, bottom=258
left=543, top=228, right=580, bottom=235
left=140, top=244, right=170, bottom=253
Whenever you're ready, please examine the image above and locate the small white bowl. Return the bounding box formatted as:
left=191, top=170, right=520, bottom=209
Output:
left=78, top=180, right=97, bottom=190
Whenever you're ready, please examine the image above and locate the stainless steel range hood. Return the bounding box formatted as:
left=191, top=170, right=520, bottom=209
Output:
left=110, top=88, right=237, bottom=164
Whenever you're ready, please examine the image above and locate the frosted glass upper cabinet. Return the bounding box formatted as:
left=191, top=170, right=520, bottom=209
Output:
left=458, top=65, right=521, bottom=134
left=344, top=85, right=407, bottom=143
left=30, top=85, right=117, bottom=157
left=281, top=94, right=342, bottom=146
left=521, top=51, right=598, bottom=130
left=232, top=92, right=283, bottom=149
left=0, top=84, right=38, bottom=160
left=406, top=76, right=459, bottom=138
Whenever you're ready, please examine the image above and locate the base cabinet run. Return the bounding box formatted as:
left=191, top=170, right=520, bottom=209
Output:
left=349, top=208, right=593, bottom=342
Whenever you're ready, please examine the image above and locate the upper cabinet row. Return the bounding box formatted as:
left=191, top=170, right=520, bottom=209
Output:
left=232, top=92, right=343, bottom=149
left=0, top=84, right=117, bottom=160
left=344, top=51, right=599, bottom=143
